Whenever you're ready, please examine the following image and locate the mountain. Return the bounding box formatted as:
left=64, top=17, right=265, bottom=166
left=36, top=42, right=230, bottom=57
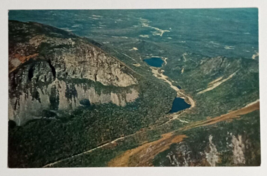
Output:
left=7, top=11, right=260, bottom=167
left=9, top=20, right=139, bottom=126
left=8, top=21, right=176, bottom=168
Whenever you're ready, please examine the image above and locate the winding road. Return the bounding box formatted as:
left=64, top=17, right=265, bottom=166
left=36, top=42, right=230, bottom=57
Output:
left=150, top=67, right=195, bottom=125
left=43, top=65, right=259, bottom=167
left=43, top=66, right=196, bottom=167
left=108, top=100, right=260, bottom=167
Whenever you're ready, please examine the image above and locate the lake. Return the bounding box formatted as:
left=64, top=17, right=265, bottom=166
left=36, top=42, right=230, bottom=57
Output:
left=169, top=97, right=191, bottom=113
left=144, top=57, right=164, bottom=67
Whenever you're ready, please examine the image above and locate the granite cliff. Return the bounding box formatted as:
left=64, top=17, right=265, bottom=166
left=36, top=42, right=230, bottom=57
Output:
left=9, top=21, right=139, bottom=125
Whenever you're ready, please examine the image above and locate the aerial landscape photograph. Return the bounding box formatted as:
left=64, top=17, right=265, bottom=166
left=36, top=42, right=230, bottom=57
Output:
left=8, top=8, right=260, bottom=167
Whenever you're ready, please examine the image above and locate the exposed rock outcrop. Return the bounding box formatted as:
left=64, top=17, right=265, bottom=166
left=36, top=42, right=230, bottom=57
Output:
left=231, top=135, right=246, bottom=165
left=165, top=142, right=192, bottom=166
left=204, top=135, right=219, bottom=166
left=9, top=20, right=139, bottom=125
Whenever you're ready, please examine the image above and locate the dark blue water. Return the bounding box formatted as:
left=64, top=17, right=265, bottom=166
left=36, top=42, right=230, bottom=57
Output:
left=169, top=97, right=191, bottom=113
left=144, top=57, right=164, bottom=67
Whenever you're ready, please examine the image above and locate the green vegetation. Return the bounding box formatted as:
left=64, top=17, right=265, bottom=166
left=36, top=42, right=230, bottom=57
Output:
left=8, top=74, right=175, bottom=167
left=163, top=53, right=259, bottom=121
left=153, top=110, right=260, bottom=166
left=8, top=11, right=260, bottom=167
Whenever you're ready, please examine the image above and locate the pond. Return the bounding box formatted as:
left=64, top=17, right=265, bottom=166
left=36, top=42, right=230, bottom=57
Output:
left=144, top=57, right=164, bottom=67
left=169, top=97, right=191, bottom=113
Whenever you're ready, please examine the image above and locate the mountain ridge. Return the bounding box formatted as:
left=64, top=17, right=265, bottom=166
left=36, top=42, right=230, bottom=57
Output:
left=9, top=20, right=140, bottom=125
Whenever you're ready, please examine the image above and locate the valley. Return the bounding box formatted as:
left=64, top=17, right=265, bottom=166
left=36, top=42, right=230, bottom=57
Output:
left=8, top=9, right=260, bottom=167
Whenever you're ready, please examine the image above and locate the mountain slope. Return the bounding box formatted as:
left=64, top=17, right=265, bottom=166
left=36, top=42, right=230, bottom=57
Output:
left=8, top=21, right=176, bottom=168
left=9, top=20, right=140, bottom=125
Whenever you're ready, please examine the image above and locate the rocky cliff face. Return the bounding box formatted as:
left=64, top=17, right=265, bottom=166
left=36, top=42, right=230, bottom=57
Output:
left=9, top=21, right=139, bottom=125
